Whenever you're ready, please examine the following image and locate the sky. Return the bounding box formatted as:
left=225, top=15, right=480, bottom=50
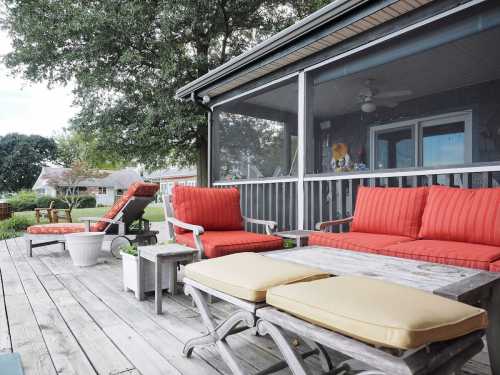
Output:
left=0, top=29, right=77, bottom=138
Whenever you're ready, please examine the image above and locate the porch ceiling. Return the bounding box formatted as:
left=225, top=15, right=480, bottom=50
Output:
left=175, top=0, right=434, bottom=101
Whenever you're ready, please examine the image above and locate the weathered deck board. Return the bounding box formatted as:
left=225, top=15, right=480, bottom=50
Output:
left=0, top=241, right=12, bottom=354
left=0, top=234, right=492, bottom=375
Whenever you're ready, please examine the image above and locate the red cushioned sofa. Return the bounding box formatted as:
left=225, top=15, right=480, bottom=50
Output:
left=311, top=185, right=500, bottom=272
left=164, top=186, right=283, bottom=259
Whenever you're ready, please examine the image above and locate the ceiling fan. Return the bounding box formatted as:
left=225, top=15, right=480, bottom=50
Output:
left=358, top=79, right=412, bottom=113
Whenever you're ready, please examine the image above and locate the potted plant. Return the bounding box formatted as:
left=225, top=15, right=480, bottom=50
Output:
left=120, top=243, right=170, bottom=294
left=65, top=231, right=105, bottom=266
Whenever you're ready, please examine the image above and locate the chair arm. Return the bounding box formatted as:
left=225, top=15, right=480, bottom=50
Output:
left=243, top=216, right=277, bottom=235
left=166, top=217, right=205, bottom=235
left=315, top=217, right=354, bottom=231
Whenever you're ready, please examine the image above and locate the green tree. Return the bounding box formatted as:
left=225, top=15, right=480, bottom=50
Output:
left=1, top=0, right=331, bottom=185
left=0, top=133, right=57, bottom=192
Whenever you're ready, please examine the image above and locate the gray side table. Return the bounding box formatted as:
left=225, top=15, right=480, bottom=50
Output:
left=274, top=230, right=313, bottom=248
left=137, top=243, right=198, bottom=314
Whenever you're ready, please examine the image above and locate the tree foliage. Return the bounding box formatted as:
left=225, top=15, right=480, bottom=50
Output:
left=1, top=0, right=331, bottom=184
left=0, top=133, right=57, bottom=192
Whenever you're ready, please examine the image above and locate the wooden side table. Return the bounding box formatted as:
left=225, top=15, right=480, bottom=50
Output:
left=274, top=230, right=313, bottom=248
left=137, top=243, right=198, bottom=314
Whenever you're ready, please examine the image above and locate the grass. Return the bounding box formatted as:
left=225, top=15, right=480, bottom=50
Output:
left=14, top=205, right=165, bottom=224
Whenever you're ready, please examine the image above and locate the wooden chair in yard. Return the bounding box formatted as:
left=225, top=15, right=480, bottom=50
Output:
left=34, top=201, right=55, bottom=224
left=24, top=182, right=159, bottom=257
left=162, top=185, right=284, bottom=259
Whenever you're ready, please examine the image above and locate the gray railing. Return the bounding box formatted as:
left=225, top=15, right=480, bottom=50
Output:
left=214, top=165, right=500, bottom=233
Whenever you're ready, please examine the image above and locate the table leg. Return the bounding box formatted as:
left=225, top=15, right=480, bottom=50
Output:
left=155, top=259, right=162, bottom=314
left=486, top=282, right=500, bottom=375
left=168, top=262, right=177, bottom=296
left=137, top=253, right=145, bottom=300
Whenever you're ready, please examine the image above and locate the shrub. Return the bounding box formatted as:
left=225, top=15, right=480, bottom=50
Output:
left=7, top=190, right=38, bottom=212
left=76, top=195, right=96, bottom=208
left=35, top=196, right=66, bottom=209
left=0, top=215, right=35, bottom=239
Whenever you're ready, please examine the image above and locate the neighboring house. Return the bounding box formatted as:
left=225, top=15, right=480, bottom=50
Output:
left=143, top=167, right=197, bottom=197
left=33, top=167, right=144, bottom=206
left=176, top=0, right=500, bottom=231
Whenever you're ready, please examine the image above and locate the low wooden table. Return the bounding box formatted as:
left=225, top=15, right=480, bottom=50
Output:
left=137, top=243, right=198, bottom=314
left=265, top=246, right=500, bottom=375
left=274, top=230, right=313, bottom=247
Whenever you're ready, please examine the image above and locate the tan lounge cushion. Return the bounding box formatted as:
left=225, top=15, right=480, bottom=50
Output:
left=184, top=252, right=329, bottom=302
left=266, top=276, right=488, bottom=349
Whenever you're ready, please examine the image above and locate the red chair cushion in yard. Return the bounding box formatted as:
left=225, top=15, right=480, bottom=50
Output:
left=175, top=231, right=283, bottom=258
left=27, top=223, right=87, bottom=234
left=93, top=181, right=159, bottom=232
left=308, top=231, right=413, bottom=254
left=351, top=186, right=428, bottom=238
left=419, top=186, right=500, bottom=247
left=380, top=240, right=500, bottom=270
left=490, top=260, right=500, bottom=273
left=172, top=186, right=243, bottom=234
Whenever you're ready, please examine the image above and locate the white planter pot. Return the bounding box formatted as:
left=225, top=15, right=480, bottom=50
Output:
left=65, top=232, right=105, bottom=267
left=121, top=252, right=170, bottom=293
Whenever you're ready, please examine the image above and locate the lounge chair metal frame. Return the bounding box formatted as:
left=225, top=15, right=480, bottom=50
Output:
left=183, top=278, right=485, bottom=375
left=162, top=193, right=278, bottom=259
left=25, top=196, right=158, bottom=257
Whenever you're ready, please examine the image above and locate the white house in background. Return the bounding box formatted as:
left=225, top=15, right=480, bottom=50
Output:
left=32, top=167, right=144, bottom=206
left=143, top=167, right=196, bottom=197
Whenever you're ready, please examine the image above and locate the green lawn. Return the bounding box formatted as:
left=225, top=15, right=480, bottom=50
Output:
left=15, top=205, right=165, bottom=224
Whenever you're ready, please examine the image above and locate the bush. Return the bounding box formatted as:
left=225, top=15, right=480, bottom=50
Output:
left=76, top=195, right=96, bottom=208
left=0, top=215, right=35, bottom=239
left=35, top=196, right=66, bottom=209
left=7, top=190, right=38, bottom=212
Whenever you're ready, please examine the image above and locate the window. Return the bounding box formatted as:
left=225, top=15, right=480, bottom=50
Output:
left=212, top=77, right=298, bottom=181
left=98, top=187, right=107, bottom=194
left=370, top=112, right=471, bottom=170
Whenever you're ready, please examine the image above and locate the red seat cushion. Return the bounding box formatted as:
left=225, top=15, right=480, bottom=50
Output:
left=27, top=223, right=87, bottom=234
left=490, top=260, right=500, bottom=273
left=380, top=240, right=500, bottom=270
left=175, top=230, right=283, bottom=258
left=419, top=186, right=500, bottom=247
left=172, top=186, right=243, bottom=234
left=351, top=186, right=428, bottom=238
left=308, top=231, right=413, bottom=254
left=94, top=181, right=159, bottom=231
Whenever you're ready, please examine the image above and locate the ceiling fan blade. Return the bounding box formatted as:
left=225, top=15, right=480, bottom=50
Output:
left=374, top=99, right=399, bottom=108
left=376, top=89, right=412, bottom=99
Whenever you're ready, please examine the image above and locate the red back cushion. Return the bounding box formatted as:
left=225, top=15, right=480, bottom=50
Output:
left=172, top=186, right=243, bottom=234
left=419, top=186, right=500, bottom=246
left=93, top=182, right=159, bottom=231
left=351, top=186, right=428, bottom=238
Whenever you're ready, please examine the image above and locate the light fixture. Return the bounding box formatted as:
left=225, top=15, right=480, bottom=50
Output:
left=361, top=100, right=376, bottom=113
left=202, top=95, right=211, bottom=105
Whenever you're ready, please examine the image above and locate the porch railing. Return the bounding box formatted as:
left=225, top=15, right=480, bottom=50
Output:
left=214, top=164, right=500, bottom=233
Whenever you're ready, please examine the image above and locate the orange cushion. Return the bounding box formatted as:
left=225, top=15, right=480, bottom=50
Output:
left=175, top=230, right=283, bottom=258
left=172, top=186, right=243, bottom=234
left=380, top=240, right=500, bottom=270
left=351, top=187, right=428, bottom=238
left=94, top=181, right=159, bottom=231
left=27, top=223, right=86, bottom=234
left=490, top=260, right=500, bottom=273
left=308, top=231, right=413, bottom=254
left=419, top=186, right=500, bottom=247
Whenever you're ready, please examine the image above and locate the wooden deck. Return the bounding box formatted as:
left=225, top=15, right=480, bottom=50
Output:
left=0, top=235, right=493, bottom=375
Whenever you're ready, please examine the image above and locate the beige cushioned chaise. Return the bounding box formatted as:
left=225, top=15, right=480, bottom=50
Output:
left=266, top=276, right=488, bottom=349
left=184, top=252, right=329, bottom=302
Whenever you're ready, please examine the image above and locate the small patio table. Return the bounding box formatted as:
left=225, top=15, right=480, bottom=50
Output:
left=137, top=243, right=198, bottom=314
left=265, top=246, right=500, bottom=375
left=274, top=230, right=313, bottom=247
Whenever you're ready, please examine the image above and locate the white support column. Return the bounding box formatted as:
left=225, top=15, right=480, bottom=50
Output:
left=207, top=110, right=212, bottom=187
left=297, top=71, right=307, bottom=230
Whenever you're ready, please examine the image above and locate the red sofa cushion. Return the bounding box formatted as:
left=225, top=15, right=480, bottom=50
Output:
left=172, top=186, right=243, bottom=234
left=490, top=260, right=500, bottom=273
left=351, top=186, right=428, bottom=239
left=308, top=231, right=413, bottom=254
left=419, top=186, right=500, bottom=247
left=380, top=240, right=500, bottom=270
left=175, top=230, right=283, bottom=258
left=94, top=181, right=159, bottom=232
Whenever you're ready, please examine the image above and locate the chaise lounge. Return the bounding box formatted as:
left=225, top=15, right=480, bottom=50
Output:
left=311, top=185, right=500, bottom=272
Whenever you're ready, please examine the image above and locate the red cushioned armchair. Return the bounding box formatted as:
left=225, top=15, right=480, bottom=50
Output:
left=163, top=186, right=283, bottom=259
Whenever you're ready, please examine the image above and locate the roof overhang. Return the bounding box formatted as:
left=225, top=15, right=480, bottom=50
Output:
left=175, top=0, right=433, bottom=101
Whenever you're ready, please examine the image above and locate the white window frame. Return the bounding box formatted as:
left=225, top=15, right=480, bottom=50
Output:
left=369, top=110, right=472, bottom=171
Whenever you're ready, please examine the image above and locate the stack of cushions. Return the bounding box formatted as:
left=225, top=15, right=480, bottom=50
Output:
left=309, top=185, right=500, bottom=272
left=172, top=186, right=283, bottom=258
